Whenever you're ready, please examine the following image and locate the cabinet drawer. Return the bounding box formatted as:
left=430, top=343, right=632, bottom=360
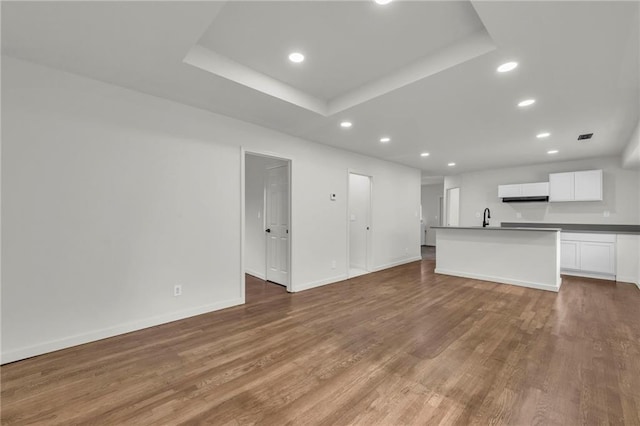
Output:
left=561, top=232, right=616, bottom=243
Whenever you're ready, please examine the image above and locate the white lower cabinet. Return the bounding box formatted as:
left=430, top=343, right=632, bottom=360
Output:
left=560, top=232, right=616, bottom=279
left=579, top=242, right=616, bottom=275
left=560, top=241, right=579, bottom=270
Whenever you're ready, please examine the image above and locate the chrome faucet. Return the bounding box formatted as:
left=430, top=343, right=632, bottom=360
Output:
left=482, top=208, right=491, bottom=227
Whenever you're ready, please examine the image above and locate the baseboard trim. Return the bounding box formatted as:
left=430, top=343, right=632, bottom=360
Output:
left=561, top=270, right=616, bottom=282
left=293, top=257, right=422, bottom=293
left=245, top=269, right=266, bottom=280
left=434, top=268, right=561, bottom=293
left=293, top=274, right=349, bottom=292
left=1, top=297, right=244, bottom=365
left=373, top=256, right=422, bottom=271
left=616, top=275, right=640, bottom=286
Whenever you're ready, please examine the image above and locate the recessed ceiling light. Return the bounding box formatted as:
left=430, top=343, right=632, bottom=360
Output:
left=288, top=52, right=305, bottom=63
left=380, top=137, right=391, bottom=143
left=536, top=132, right=551, bottom=139
left=374, top=0, right=393, bottom=5
left=547, top=150, right=559, bottom=154
left=518, top=99, right=536, bottom=107
left=497, top=62, right=518, bottom=73
left=340, top=121, right=352, bottom=128
left=448, top=162, right=456, bottom=167
left=421, top=152, right=430, bottom=157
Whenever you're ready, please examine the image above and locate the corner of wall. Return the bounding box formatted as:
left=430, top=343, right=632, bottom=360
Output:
left=622, top=119, right=640, bottom=169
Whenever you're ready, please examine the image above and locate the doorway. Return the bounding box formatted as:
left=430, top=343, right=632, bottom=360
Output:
left=348, top=172, right=372, bottom=278
left=446, top=187, right=460, bottom=226
left=265, top=164, right=288, bottom=285
left=243, top=152, right=291, bottom=294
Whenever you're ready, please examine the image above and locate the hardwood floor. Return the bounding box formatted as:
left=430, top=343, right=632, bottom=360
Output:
left=421, top=245, right=436, bottom=261
left=2, top=259, right=640, bottom=425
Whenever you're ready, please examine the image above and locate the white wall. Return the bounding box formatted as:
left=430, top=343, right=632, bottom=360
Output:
left=444, top=157, right=639, bottom=227
left=616, top=234, right=640, bottom=286
left=622, top=119, right=640, bottom=288
left=622, top=119, right=640, bottom=169
left=244, top=155, right=286, bottom=280
left=421, top=184, right=443, bottom=246
left=1, top=57, right=421, bottom=363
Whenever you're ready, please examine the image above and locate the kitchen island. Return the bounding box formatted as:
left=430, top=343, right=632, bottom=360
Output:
left=432, top=226, right=562, bottom=292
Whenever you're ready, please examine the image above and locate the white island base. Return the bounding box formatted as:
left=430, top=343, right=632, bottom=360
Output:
left=433, top=227, right=562, bottom=292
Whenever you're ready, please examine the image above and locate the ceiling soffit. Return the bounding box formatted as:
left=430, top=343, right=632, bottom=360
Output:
left=183, top=1, right=496, bottom=117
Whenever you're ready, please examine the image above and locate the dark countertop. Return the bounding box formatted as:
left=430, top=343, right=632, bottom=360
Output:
left=432, top=226, right=561, bottom=232
left=501, top=222, right=640, bottom=235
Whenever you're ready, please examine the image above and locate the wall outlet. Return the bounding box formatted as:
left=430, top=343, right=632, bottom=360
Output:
left=174, top=285, right=182, bottom=297
left=516, top=212, right=522, bottom=219
left=331, top=260, right=336, bottom=269
left=405, top=247, right=409, bottom=254
left=604, top=210, right=610, bottom=217
left=475, top=212, right=481, bottom=218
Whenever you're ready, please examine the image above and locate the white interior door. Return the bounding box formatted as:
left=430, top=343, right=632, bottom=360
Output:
left=265, top=165, right=289, bottom=285
left=349, top=173, right=371, bottom=274
left=446, top=187, right=460, bottom=226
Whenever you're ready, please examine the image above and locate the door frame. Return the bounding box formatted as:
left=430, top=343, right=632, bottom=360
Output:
left=241, top=148, right=293, bottom=300
left=346, top=170, right=373, bottom=276
left=445, top=187, right=460, bottom=227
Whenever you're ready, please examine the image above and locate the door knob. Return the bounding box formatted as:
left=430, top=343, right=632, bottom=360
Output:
left=265, top=228, right=271, bottom=233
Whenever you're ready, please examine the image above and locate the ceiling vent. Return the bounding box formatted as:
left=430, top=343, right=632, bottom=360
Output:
left=577, top=133, right=593, bottom=140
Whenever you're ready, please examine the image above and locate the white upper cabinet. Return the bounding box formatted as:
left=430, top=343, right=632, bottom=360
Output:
left=498, top=182, right=548, bottom=198
left=521, top=182, right=549, bottom=197
left=549, top=172, right=574, bottom=201
left=549, top=170, right=602, bottom=202
left=574, top=170, right=603, bottom=201
left=498, top=184, right=521, bottom=198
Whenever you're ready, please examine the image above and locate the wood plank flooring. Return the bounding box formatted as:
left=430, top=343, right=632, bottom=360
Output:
left=2, top=257, right=640, bottom=425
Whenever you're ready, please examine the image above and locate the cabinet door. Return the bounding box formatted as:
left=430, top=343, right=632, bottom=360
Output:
left=561, top=241, right=580, bottom=270
left=579, top=242, right=615, bottom=275
left=574, top=170, right=603, bottom=201
left=521, top=182, right=549, bottom=197
left=498, top=184, right=521, bottom=198
left=549, top=172, right=574, bottom=201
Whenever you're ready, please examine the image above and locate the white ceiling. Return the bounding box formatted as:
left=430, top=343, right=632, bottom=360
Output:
left=198, top=1, right=486, bottom=101
left=2, top=1, right=639, bottom=178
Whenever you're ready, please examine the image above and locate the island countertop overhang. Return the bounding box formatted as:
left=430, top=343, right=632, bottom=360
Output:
left=432, top=226, right=562, bottom=232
